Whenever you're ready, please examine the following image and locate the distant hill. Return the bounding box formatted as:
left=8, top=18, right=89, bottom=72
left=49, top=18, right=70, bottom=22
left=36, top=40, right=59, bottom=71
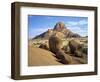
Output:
left=33, top=22, right=81, bottom=40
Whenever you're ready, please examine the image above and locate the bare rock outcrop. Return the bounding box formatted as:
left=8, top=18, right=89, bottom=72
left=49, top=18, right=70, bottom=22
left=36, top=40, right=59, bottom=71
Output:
left=49, top=35, right=72, bottom=64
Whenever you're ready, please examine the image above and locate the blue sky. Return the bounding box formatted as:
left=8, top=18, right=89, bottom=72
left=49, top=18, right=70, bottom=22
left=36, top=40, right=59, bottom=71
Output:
left=28, top=15, right=88, bottom=39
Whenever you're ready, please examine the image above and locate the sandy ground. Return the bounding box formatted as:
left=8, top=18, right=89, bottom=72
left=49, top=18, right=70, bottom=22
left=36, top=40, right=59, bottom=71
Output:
left=28, top=46, right=62, bottom=66
left=28, top=45, right=87, bottom=66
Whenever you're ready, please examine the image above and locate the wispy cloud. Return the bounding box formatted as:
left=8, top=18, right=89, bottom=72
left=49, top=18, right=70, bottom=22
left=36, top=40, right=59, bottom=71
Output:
left=66, top=19, right=88, bottom=27
left=67, top=26, right=87, bottom=36
left=78, top=19, right=88, bottom=25
left=66, top=19, right=88, bottom=36
left=66, top=21, right=78, bottom=26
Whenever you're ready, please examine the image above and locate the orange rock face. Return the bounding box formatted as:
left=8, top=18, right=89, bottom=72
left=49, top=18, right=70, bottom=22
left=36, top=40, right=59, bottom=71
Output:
left=54, top=22, right=66, bottom=31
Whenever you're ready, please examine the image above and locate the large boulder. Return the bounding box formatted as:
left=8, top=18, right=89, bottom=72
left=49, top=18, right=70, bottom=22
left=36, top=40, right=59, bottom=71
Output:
left=49, top=35, right=62, bottom=54
left=56, top=49, right=72, bottom=64
left=68, top=40, right=85, bottom=58
left=39, top=43, right=49, bottom=50
left=74, top=50, right=83, bottom=57
left=49, top=35, right=73, bottom=64
left=69, top=40, right=82, bottom=54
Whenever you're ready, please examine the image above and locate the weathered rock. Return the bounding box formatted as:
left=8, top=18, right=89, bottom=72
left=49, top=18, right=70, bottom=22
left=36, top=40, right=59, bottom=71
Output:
left=49, top=35, right=72, bottom=64
left=49, top=36, right=62, bottom=54
left=69, top=40, right=82, bottom=54
left=74, top=50, right=83, bottom=57
left=39, top=43, right=49, bottom=50
left=56, top=49, right=72, bottom=64
left=62, top=45, right=70, bottom=54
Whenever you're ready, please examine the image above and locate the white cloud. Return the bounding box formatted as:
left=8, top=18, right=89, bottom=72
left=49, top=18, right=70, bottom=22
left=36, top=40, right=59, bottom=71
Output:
left=66, top=19, right=88, bottom=27
left=78, top=19, right=88, bottom=25
left=66, top=21, right=78, bottom=26
left=68, top=26, right=81, bottom=30
left=67, top=26, right=87, bottom=37
left=65, top=19, right=88, bottom=37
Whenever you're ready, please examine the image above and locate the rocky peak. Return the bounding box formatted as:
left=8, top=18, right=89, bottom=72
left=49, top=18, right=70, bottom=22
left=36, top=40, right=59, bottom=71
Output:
left=33, top=22, right=81, bottom=40
left=53, top=22, right=66, bottom=31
